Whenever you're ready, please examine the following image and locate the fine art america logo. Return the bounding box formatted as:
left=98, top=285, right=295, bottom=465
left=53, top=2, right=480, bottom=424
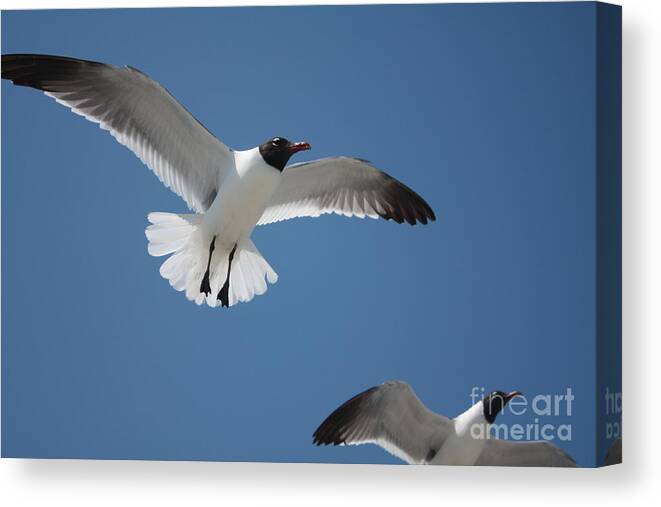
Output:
left=470, top=387, right=574, bottom=442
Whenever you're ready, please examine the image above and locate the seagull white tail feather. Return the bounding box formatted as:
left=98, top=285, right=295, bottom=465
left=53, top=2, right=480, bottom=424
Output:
left=146, top=212, right=278, bottom=307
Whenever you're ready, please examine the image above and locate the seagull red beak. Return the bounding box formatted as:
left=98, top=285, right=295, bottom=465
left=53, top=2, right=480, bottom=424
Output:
left=506, top=391, right=523, bottom=400
left=288, top=141, right=311, bottom=154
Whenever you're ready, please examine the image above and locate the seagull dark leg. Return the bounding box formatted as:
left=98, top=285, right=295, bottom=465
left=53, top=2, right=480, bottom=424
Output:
left=217, top=243, right=237, bottom=308
left=200, top=236, right=216, bottom=296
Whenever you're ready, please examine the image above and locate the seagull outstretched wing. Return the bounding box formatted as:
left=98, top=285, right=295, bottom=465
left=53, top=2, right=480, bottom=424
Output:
left=313, top=381, right=451, bottom=464
left=2, top=54, right=234, bottom=212
left=475, top=438, right=577, bottom=467
left=258, top=157, right=435, bottom=226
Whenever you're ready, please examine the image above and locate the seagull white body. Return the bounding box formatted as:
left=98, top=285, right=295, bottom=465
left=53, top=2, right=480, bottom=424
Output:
left=208, top=147, right=281, bottom=244
left=431, top=401, right=488, bottom=465
left=2, top=54, right=436, bottom=308
left=313, top=381, right=577, bottom=467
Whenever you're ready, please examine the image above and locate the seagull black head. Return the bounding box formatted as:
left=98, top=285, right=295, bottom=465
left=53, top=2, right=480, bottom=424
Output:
left=482, top=390, right=522, bottom=424
left=259, top=136, right=311, bottom=171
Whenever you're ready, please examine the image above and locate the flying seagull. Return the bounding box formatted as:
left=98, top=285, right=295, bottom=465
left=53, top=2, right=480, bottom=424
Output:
left=1, top=54, right=435, bottom=308
left=313, top=381, right=577, bottom=467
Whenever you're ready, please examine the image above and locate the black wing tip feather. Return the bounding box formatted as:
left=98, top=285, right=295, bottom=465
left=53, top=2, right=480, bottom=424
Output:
left=1, top=53, right=106, bottom=91
left=377, top=172, right=436, bottom=226
left=312, top=385, right=378, bottom=446
left=337, top=157, right=436, bottom=225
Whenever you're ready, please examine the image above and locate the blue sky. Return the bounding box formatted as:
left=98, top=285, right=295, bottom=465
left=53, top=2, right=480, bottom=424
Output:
left=2, top=3, right=604, bottom=466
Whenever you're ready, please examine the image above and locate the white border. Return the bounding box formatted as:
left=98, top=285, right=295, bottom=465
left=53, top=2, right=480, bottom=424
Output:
left=1, top=0, right=660, bottom=505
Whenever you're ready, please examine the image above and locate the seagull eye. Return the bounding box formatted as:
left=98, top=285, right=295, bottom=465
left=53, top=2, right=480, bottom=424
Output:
left=272, top=137, right=283, bottom=146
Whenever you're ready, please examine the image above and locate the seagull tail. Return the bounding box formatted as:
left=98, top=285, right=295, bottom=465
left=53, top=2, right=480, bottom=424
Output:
left=145, top=212, right=278, bottom=308
left=220, top=238, right=279, bottom=307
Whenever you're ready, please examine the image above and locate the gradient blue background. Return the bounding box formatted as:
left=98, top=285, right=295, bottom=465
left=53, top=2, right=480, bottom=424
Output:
left=2, top=3, right=601, bottom=466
